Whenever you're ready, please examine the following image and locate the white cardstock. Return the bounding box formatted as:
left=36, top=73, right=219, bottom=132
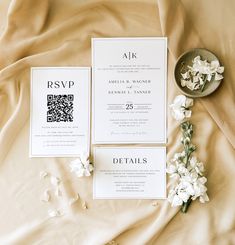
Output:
left=92, top=37, right=167, bottom=144
left=93, top=147, right=166, bottom=199
left=30, top=67, right=90, bottom=157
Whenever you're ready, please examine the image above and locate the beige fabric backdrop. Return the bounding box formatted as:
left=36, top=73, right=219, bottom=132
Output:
left=0, top=0, right=235, bottom=244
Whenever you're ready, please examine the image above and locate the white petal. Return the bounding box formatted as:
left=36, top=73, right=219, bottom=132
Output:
left=186, top=81, right=195, bottom=91
left=181, top=71, right=190, bottom=79
left=84, top=170, right=91, bottom=177
left=193, top=56, right=201, bottom=62
left=190, top=156, right=198, bottom=167
left=199, top=193, right=209, bottom=203
left=185, top=97, right=194, bottom=107
left=184, top=110, right=192, bottom=118
left=80, top=152, right=89, bottom=163
left=171, top=194, right=183, bottom=207
left=197, top=162, right=205, bottom=172
left=178, top=191, right=190, bottom=202
left=174, top=95, right=187, bottom=107
left=186, top=185, right=195, bottom=196
left=166, top=164, right=177, bottom=174
left=210, top=60, right=220, bottom=69
left=206, top=74, right=212, bottom=82
left=88, top=164, right=94, bottom=172
left=48, top=209, right=63, bottom=218
left=168, top=189, right=176, bottom=200
left=70, top=159, right=82, bottom=172
left=199, top=177, right=207, bottom=185
left=193, top=75, right=200, bottom=83
left=215, top=73, right=223, bottom=81
left=69, top=194, right=80, bottom=206
left=181, top=79, right=187, bottom=87
left=50, top=176, right=60, bottom=186
left=40, top=190, right=50, bottom=202
left=217, top=66, right=224, bottom=74
left=171, top=109, right=185, bottom=121
left=152, top=202, right=158, bottom=207
left=40, top=171, right=48, bottom=179
left=55, top=187, right=62, bottom=197
left=81, top=200, right=88, bottom=209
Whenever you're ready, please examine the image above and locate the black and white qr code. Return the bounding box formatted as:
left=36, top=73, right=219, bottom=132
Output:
left=47, top=94, right=74, bottom=122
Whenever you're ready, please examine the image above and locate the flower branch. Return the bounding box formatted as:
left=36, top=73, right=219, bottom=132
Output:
left=167, top=95, right=209, bottom=213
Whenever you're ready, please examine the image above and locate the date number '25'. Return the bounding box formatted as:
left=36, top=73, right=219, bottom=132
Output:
left=125, top=103, right=133, bottom=110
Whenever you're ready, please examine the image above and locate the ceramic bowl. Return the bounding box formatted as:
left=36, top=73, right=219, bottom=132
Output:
left=174, top=48, right=223, bottom=98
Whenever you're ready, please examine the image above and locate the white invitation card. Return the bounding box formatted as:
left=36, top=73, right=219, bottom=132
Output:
left=92, top=37, right=167, bottom=144
left=93, top=147, right=166, bottom=199
left=30, top=67, right=90, bottom=157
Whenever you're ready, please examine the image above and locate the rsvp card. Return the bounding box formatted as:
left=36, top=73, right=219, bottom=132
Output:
left=93, top=147, right=166, bottom=199
left=30, top=67, right=90, bottom=157
left=92, top=38, right=167, bottom=144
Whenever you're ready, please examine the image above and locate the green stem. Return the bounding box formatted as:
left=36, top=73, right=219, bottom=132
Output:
left=181, top=198, right=192, bottom=213
left=201, top=80, right=207, bottom=92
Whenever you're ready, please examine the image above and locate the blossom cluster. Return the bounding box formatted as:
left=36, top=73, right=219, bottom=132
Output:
left=168, top=96, right=209, bottom=212
left=70, top=152, right=93, bottom=178
left=180, top=56, right=224, bottom=91
left=167, top=150, right=209, bottom=209
left=169, top=95, right=193, bottom=121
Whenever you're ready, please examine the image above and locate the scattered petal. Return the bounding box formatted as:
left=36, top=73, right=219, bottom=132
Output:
left=69, top=194, right=80, bottom=206
left=81, top=200, right=88, bottom=210
left=55, top=187, right=62, bottom=197
left=48, top=209, right=63, bottom=218
left=50, top=176, right=60, bottom=186
left=40, top=171, right=48, bottom=179
left=40, top=189, right=51, bottom=202
left=107, top=241, right=118, bottom=245
left=152, top=202, right=158, bottom=207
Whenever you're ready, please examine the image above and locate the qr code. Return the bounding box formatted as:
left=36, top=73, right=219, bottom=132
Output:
left=47, top=94, right=74, bottom=122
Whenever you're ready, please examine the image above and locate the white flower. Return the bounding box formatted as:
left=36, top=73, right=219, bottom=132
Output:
left=178, top=164, right=189, bottom=175
left=70, top=152, right=93, bottom=178
left=169, top=95, right=193, bottom=121
left=180, top=180, right=195, bottom=196
left=180, top=56, right=224, bottom=91
left=166, top=164, right=177, bottom=174
left=168, top=189, right=183, bottom=207
left=167, top=153, right=209, bottom=209
left=189, top=156, right=204, bottom=175
left=173, top=151, right=185, bottom=160
left=178, top=189, right=190, bottom=202
left=171, top=195, right=183, bottom=207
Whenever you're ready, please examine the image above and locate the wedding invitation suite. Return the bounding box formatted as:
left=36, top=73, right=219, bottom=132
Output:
left=30, top=67, right=90, bottom=157
left=93, top=147, right=166, bottom=199
left=92, top=37, right=167, bottom=144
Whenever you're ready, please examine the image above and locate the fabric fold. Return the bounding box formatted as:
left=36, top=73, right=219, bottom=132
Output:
left=157, top=0, right=235, bottom=148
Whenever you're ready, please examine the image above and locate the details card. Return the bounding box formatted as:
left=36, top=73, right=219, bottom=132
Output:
left=92, top=37, right=167, bottom=144
left=93, top=147, right=166, bottom=199
left=30, top=67, right=90, bottom=157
